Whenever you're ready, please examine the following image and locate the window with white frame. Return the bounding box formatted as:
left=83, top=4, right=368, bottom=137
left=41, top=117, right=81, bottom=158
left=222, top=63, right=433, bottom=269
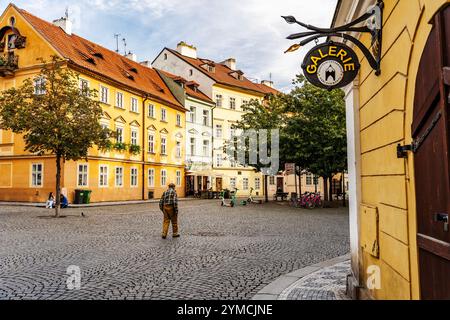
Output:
left=116, top=126, right=124, bottom=143
left=116, top=92, right=124, bottom=108
left=148, top=104, right=155, bottom=118
left=34, top=77, right=46, bottom=95
left=215, top=124, right=223, bottom=138
left=215, top=94, right=223, bottom=107
left=269, top=176, right=275, bottom=185
left=241, top=100, right=249, bottom=108
left=230, top=177, right=236, bottom=189
left=190, top=138, right=196, bottom=156
left=203, top=110, right=209, bottom=126
left=243, top=178, right=249, bottom=190
left=100, top=86, right=109, bottom=104
left=203, top=140, right=209, bottom=157
left=189, top=106, right=196, bottom=123
left=131, top=129, right=138, bottom=146
left=161, top=108, right=167, bottom=122
left=115, top=167, right=124, bottom=187
left=131, top=97, right=139, bottom=113
left=131, top=168, right=138, bottom=187
left=79, top=78, right=89, bottom=95
left=77, top=164, right=89, bottom=187
left=99, top=165, right=108, bottom=187
left=176, top=141, right=182, bottom=158
left=176, top=171, right=181, bottom=186
left=148, top=132, right=155, bottom=153
left=255, top=178, right=261, bottom=190
left=161, top=169, right=167, bottom=186
left=216, top=154, right=223, bottom=167
left=229, top=97, right=236, bottom=110
left=31, top=163, right=43, bottom=187
left=176, top=114, right=182, bottom=127
left=148, top=168, right=155, bottom=187
left=161, top=136, right=167, bottom=155
left=306, top=173, right=313, bottom=186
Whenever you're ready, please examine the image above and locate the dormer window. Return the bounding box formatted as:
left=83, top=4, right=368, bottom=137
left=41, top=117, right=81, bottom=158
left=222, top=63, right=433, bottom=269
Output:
left=207, top=65, right=215, bottom=73
left=9, top=17, right=15, bottom=27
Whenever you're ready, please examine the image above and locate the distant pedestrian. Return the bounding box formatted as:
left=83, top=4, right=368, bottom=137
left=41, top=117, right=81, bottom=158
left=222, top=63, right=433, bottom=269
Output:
left=45, top=192, right=55, bottom=209
left=159, top=183, right=180, bottom=239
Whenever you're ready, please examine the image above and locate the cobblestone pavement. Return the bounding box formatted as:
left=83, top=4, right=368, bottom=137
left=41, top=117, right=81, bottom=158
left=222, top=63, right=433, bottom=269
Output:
left=0, top=201, right=349, bottom=300
left=278, top=260, right=351, bottom=300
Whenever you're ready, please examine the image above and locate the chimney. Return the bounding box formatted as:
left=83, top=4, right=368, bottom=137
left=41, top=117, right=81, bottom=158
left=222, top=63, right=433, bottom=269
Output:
left=125, top=52, right=137, bottom=62
left=140, top=61, right=152, bottom=68
left=261, top=80, right=274, bottom=88
left=176, top=41, right=197, bottom=59
left=221, top=58, right=236, bottom=71
left=53, top=17, right=72, bottom=35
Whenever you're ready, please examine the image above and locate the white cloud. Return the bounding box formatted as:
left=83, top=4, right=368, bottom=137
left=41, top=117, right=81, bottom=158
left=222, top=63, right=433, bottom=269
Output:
left=7, top=0, right=338, bottom=91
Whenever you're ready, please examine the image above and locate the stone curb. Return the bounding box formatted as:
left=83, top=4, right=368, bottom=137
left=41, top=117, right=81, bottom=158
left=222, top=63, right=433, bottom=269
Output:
left=252, top=253, right=351, bottom=301
left=0, top=197, right=206, bottom=208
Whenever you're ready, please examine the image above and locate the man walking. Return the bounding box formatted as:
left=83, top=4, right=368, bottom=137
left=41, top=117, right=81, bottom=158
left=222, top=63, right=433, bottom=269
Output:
left=159, top=183, right=180, bottom=239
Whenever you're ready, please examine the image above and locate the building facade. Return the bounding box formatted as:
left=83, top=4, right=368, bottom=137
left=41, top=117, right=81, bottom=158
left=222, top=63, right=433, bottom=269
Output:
left=156, top=69, right=216, bottom=196
left=0, top=4, right=187, bottom=203
left=333, top=0, right=450, bottom=300
left=153, top=43, right=279, bottom=196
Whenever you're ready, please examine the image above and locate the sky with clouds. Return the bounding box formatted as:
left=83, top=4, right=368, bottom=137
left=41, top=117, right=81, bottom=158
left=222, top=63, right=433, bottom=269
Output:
left=4, top=0, right=338, bottom=92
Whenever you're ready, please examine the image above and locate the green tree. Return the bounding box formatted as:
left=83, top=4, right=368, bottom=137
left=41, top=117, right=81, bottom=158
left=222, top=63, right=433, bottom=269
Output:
left=229, top=95, right=285, bottom=202
left=0, top=56, right=113, bottom=217
left=284, top=75, right=347, bottom=201
left=232, top=75, right=347, bottom=203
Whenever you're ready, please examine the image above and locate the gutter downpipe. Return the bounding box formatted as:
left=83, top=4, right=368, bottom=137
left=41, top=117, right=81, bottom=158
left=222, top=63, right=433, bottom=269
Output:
left=142, top=95, right=149, bottom=200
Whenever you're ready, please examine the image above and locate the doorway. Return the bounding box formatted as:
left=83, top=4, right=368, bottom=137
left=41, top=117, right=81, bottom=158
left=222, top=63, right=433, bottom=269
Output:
left=216, top=178, right=223, bottom=191
left=413, top=5, right=450, bottom=300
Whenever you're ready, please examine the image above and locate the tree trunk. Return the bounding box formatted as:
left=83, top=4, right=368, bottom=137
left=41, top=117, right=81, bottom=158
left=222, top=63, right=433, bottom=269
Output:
left=264, top=175, right=269, bottom=203
left=298, top=169, right=302, bottom=196
left=323, top=177, right=329, bottom=202
left=55, top=154, right=61, bottom=218
left=329, top=177, right=333, bottom=203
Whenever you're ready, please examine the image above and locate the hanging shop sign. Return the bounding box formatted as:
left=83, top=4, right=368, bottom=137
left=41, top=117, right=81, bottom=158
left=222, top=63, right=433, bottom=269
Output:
left=302, top=41, right=360, bottom=90
left=282, top=1, right=384, bottom=90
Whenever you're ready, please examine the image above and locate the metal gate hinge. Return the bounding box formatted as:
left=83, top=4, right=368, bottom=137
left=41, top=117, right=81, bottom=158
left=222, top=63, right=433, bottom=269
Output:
left=397, top=144, right=413, bottom=158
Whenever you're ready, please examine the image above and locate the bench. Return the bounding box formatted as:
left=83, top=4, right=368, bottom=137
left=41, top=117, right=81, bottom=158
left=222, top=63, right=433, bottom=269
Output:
left=274, top=192, right=289, bottom=201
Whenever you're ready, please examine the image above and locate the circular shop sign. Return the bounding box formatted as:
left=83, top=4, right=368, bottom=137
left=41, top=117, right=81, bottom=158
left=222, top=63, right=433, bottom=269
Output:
left=302, top=41, right=360, bottom=90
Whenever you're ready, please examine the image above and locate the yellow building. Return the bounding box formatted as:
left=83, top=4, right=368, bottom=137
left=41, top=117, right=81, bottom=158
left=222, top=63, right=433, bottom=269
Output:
left=332, top=0, right=450, bottom=299
left=0, top=4, right=187, bottom=203
left=153, top=43, right=280, bottom=196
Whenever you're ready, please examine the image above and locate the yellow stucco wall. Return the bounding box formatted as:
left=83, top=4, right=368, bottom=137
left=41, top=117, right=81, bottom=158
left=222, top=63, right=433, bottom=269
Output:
left=211, top=84, right=266, bottom=195
left=356, top=0, right=449, bottom=300
left=0, top=5, right=185, bottom=203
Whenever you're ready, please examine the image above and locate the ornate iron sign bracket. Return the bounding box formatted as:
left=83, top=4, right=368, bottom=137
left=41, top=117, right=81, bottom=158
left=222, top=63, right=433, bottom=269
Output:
left=283, top=0, right=384, bottom=76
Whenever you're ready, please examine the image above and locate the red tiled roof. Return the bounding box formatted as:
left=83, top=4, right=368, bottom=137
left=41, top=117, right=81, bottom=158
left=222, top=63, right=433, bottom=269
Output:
left=166, top=48, right=267, bottom=96
left=15, top=6, right=183, bottom=109
left=157, top=69, right=214, bottom=105
left=255, top=83, right=282, bottom=96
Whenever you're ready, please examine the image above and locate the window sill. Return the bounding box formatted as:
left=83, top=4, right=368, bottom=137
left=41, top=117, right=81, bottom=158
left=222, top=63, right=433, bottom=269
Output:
left=100, top=102, right=111, bottom=106
left=148, top=152, right=156, bottom=155
left=148, top=116, right=157, bottom=120
left=130, top=111, right=140, bottom=115
left=160, top=120, right=168, bottom=124
left=114, top=106, right=125, bottom=110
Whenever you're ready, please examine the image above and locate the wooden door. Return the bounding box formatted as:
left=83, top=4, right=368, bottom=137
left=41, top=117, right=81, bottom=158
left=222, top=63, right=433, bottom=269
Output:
left=216, top=178, right=223, bottom=191
left=277, top=177, right=284, bottom=192
left=413, top=5, right=450, bottom=300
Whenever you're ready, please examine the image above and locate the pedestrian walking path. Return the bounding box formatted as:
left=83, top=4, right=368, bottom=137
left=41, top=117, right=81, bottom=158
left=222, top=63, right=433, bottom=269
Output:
left=253, top=254, right=351, bottom=301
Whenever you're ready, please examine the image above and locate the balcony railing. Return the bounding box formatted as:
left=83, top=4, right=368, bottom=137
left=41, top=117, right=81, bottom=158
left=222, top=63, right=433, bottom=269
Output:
left=0, top=52, right=19, bottom=77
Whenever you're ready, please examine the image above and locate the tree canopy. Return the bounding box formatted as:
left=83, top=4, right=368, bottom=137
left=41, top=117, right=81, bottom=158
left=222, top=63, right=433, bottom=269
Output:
left=0, top=56, right=113, bottom=216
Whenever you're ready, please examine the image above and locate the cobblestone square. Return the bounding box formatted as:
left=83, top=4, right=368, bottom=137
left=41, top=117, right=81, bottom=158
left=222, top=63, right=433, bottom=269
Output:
left=0, top=201, right=349, bottom=300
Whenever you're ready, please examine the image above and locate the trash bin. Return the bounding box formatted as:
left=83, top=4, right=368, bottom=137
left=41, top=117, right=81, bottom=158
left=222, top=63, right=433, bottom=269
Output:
left=83, top=190, right=92, bottom=204
left=74, top=189, right=85, bottom=204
